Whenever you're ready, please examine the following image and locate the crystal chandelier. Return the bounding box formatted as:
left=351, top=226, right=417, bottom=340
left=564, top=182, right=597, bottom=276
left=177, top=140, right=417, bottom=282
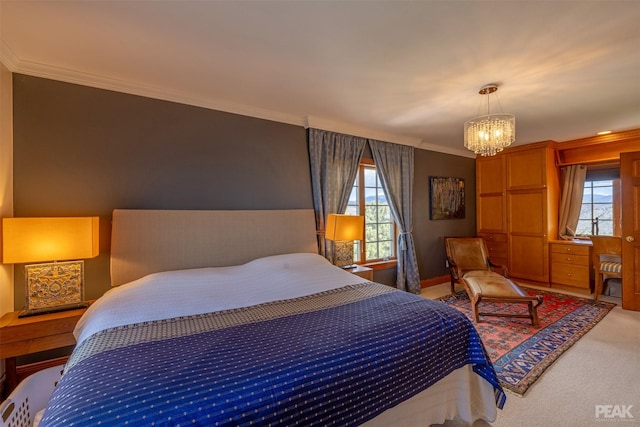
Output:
left=464, top=84, right=515, bottom=156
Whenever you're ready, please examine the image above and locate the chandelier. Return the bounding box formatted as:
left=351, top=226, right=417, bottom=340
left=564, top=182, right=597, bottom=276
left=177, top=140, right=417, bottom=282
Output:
left=464, top=84, right=515, bottom=156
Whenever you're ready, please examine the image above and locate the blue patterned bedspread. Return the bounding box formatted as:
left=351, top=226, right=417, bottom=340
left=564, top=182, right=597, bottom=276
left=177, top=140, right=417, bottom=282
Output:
left=41, top=283, right=504, bottom=426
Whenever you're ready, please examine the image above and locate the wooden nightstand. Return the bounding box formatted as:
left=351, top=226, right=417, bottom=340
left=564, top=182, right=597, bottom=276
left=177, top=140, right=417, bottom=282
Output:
left=0, top=304, right=90, bottom=396
left=345, top=265, right=374, bottom=281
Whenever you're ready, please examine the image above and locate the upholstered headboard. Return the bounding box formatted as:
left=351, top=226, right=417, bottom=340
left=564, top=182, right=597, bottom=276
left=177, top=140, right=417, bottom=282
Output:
left=110, top=209, right=318, bottom=286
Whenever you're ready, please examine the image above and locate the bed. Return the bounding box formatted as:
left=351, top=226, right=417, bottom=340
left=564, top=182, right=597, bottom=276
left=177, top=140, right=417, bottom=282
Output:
left=18, top=209, right=505, bottom=426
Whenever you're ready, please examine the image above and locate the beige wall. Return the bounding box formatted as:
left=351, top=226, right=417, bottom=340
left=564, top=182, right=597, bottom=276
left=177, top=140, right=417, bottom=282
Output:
left=0, top=62, right=14, bottom=317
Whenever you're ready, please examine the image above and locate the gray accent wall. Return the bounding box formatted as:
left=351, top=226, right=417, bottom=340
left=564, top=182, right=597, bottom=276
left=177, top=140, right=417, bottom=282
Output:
left=12, top=74, right=312, bottom=305
left=11, top=73, right=476, bottom=308
left=413, top=149, right=477, bottom=280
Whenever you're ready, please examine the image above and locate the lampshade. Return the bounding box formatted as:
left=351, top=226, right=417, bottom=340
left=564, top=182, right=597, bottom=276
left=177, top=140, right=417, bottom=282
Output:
left=325, top=214, right=364, bottom=241
left=3, top=217, right=99, bottom=264
left=464, top=84, right=515, bottom=157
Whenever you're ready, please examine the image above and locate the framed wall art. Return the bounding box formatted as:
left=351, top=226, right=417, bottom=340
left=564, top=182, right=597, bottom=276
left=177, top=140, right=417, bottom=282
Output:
left=429, top=176, right=465, bottom=220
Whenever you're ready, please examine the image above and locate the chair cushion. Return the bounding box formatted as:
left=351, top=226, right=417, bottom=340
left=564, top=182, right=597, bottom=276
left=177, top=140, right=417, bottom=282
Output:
left=463, top=271, right=527, bottom=298
left=600, top=261, right=622, bottom=274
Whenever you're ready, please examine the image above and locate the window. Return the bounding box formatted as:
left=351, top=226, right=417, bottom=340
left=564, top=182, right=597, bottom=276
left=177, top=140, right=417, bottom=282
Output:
left=345, top=160, right=396, bottom=263
left=576, top=174, right=621, bottom=236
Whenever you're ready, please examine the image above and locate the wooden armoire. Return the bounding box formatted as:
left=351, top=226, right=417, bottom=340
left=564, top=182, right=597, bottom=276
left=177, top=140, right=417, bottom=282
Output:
left=476, top=141, right=560, bottom=284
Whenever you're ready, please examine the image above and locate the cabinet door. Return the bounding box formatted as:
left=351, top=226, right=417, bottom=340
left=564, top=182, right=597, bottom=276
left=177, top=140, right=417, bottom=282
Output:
left=508, top=190, right=546, bottom=235
left=507, top=147, right=546, bottom=189
left=477, top=156, right=505, bottom=194
left=477, top=155, right=506, bottom=233
left=478, top=195, right=505, bottom=232
left=510, top=235, right=548, bottom=282
left=508, top=189, right=548, bottom=281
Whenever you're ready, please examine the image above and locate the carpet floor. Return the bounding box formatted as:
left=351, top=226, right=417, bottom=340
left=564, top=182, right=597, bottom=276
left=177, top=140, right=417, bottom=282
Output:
left=437, top=288, right=616, bottom=395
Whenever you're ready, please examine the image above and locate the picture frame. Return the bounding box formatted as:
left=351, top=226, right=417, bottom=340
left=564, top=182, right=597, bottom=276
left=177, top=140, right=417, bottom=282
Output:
left=429, top=176, right=465, bottom=220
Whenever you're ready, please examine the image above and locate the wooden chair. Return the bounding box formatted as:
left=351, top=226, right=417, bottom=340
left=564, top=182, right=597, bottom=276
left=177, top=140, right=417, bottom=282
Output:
left=590, top=236, right=622, bottom=301
left=445, top=237, right=544, bottom=327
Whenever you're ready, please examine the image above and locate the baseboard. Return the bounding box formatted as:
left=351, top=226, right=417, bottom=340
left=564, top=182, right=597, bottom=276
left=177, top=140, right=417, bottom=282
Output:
left=420, top=275, right=449, bottom=288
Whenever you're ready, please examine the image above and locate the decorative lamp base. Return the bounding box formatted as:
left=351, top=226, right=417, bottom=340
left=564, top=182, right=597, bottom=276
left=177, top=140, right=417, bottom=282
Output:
left=333, top=240, right=355, bottom=268
left=23, top=260, right=86, bottom=314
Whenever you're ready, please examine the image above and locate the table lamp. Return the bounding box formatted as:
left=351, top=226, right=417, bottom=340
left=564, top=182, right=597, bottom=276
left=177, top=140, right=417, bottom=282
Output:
left=325, top=213, right=364, bottom=268
left=2, top=217, right=99, bottom=317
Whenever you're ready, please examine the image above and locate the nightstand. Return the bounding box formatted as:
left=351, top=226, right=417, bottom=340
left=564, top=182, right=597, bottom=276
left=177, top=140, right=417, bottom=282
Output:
left=0, top=304, right=90, bottom=396
left=345, top=265, right=374, bottom=281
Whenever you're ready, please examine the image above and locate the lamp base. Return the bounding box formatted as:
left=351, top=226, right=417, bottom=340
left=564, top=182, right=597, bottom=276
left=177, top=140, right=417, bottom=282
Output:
left=24, top=260, right=86, bottom=312
left=333, top=240, right=355, bottom=268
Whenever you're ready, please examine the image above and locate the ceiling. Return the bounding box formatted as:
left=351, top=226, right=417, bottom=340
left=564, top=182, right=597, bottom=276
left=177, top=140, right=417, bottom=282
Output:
left=1, top=1, right=639, bottom=157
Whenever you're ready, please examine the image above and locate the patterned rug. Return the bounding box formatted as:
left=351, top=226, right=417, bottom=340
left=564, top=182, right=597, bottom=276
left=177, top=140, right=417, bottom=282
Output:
left=437, top=288, right=616, bottom=395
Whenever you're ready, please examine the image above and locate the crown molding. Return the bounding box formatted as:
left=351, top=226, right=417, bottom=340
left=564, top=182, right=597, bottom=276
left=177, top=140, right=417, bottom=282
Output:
left=2, top=42, right=470, bottom=158
left=418, top=140, right=476, bottom=158
left=1, top=47, right=304, bottom=127
left=0, top=40, right=19, bottom=71
left=304, top=116, right=423, bottom=147
left=304, top=115, right=473, bottom=157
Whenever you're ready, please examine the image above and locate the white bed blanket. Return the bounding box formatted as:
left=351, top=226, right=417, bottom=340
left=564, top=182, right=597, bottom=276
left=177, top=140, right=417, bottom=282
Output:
left=75, top=253, right=367, bottom=345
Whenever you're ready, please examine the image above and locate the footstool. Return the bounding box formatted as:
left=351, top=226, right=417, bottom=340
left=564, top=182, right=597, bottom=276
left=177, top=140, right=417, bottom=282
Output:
left=462, top=271, right=544, bottom=327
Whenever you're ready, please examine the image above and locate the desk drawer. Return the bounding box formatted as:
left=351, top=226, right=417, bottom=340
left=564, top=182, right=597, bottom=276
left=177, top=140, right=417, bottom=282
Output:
left=550, top=243, right=590, bottom=256
left=551, top=252, right=589, bottom=267
left=551, top=263, right=590, bottom=288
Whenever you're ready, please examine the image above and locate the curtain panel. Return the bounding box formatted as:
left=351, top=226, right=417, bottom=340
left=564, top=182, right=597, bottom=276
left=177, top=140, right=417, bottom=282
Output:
left=308, top=129, right=366, bottom=260
left=558, top=164, right=587, bottom=239
left=369, top=140, right=421, bottom=293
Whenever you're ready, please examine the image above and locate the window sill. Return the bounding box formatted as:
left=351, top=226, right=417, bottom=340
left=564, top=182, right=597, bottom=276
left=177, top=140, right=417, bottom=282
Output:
left=361, top=260, right=397, bottom=271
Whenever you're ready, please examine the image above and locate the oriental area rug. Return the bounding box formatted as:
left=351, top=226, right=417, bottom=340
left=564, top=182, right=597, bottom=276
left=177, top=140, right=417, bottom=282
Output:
left=437, top=288, right=616, bottom=396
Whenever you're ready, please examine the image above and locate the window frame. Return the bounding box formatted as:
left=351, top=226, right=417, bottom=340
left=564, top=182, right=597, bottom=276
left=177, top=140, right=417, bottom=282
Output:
left=576, top=177, right=621, bottom=237
left=346, top=158, right=397, bottom=267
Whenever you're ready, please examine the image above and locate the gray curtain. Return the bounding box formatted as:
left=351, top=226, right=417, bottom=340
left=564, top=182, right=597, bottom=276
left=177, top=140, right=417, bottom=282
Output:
left=308, top=128, right=366, bottom=259
left=558, top=164, right=587, bottom=239
left=368, top=139, right=421, bottom=294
